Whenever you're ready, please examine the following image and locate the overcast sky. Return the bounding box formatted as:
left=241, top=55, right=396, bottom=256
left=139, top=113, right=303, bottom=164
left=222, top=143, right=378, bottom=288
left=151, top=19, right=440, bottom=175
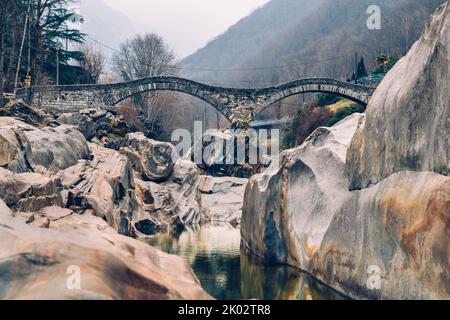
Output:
left=103, top=0, right=270, bottom=58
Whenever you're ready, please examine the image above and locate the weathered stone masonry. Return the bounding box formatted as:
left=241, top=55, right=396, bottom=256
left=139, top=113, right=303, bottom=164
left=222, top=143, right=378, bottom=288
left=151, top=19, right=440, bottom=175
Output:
left=31, top=76, right=375, bottom=124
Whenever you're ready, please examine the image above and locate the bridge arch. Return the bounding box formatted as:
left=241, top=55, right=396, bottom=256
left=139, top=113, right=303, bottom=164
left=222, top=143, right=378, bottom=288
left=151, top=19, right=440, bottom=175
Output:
left=252, top=78, right=374, bottom=119
left=100, top=77, right=239, bottom=121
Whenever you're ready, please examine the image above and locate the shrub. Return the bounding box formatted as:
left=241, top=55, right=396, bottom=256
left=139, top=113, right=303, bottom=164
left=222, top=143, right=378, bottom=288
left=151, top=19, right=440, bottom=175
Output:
left=316, top=93, right=341, bottom=107
left=116, top=103, right=143, bottom=130
left=326, top=104, right=365, bottom=127
left=291, top=107, right=334, bottom=146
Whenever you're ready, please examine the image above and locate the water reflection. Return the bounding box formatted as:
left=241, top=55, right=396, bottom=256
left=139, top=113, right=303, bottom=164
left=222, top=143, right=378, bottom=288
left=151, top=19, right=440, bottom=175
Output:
left=144, top=223, right=345, bottom=300
left=240, top=251, right=345, bottom=300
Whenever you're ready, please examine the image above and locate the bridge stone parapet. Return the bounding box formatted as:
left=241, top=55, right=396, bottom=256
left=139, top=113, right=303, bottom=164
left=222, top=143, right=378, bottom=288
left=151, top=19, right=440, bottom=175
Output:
left=31, top=85, right=109, bottom=112
left=31, top=77, right=375, bottom=124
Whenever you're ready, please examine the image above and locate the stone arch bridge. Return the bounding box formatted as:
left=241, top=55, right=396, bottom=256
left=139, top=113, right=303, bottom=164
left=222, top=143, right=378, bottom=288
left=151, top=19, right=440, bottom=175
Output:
left=31, top=76, right=374, bottom=125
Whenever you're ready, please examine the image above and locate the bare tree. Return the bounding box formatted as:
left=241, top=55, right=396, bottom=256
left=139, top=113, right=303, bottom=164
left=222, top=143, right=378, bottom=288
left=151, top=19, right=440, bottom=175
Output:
left=3, top=0, right=17, bottom=93
left=78, top=45, right=106, bottom=84
left=112, top=33, right=178, bottom=139
left=112, top=33, right=176, bottom=80
left=0, top=0, right=10, bottom=100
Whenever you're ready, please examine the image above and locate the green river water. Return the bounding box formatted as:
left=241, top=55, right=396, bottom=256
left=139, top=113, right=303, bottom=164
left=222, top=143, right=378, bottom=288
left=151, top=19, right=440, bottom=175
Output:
left=145, top=223, right=346, bottom=300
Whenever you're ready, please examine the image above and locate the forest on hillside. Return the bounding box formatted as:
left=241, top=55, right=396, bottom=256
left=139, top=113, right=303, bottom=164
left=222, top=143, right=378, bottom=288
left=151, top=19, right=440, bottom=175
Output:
left=180, top=0, right=326, bottom=85
left=232, top=0, right=444, bottom=86
left=182, top=0, right=444, bottom=87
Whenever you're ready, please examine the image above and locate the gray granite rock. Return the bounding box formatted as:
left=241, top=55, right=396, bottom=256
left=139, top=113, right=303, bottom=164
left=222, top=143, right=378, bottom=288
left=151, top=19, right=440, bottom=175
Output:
left=0, top=168, right=63, bottom=212
left=0, top=206, right=211, bottom=300
left=0, top=117, right=90, bottom=174
left=0, top=118, right=35, bottom=173
left=242, top=113, right=450, bottom=299
left=24, top=125, right=90, bottom=173
left=197, top=175, right=248, bottom=224
left=57, top=143, right=138, bottom=235
left=346, top=2, right=450, bottom=190
left=242, top=114, right=363, bottom=266
left=121, top=132, right=175, bottom=182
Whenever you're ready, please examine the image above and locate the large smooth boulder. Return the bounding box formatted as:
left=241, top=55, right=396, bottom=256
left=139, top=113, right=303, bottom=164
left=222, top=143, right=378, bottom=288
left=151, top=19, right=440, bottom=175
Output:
left=346, top=2, right=450, bottom=190
left=23, top=125, right=90, bottom=173
left=0, top=117, right=90, bottom=174
left=0, top=117, right=34, bottom=130
left=0, top=206, right=211, bottom=300
left=242, top=112, right=450, bottom=299
left=0, top=168, right=63, bottom=212
left=134, top=178, right=185, bottom=236
left=161, top=160, right=248, bottom=226
left=242, top=114, right=363, bottom=265
left=121, top=133, right=175, bottom=182
left=0, top=199, right=12, bottom=215
left=310, top=171, right=449, bottom=300
left=162, top=159, right=202, bottom=226
left=0, top=118, right=35, bottom=173
left=198, top=175, right=248, bottom=224
left=58, top=143, right=138, bottom=235
left=132, top=159, right=239, bottom=235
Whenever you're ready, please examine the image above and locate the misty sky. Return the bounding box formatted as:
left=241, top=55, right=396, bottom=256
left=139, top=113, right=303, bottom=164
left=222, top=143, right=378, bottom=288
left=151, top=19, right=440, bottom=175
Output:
left=103, top=0, right=269, bottom=58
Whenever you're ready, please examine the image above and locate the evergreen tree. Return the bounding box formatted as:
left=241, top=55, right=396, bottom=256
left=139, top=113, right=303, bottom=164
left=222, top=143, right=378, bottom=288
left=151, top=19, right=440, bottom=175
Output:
left=374, top=54, right=389, bottom=74
left=385, top=55, right=400, bottom=72
left=1, top=0, right=86, bottom=92
left=356, top=57, right=368, bottom=79
left=29, top=0, right=86, bottom=85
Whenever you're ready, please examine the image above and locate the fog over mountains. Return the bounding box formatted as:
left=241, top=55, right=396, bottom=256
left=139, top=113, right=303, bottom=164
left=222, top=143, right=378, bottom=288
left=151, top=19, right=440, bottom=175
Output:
left=78, top=0, right=444, bottom=88
left=78, top=0, right=142, bottom=56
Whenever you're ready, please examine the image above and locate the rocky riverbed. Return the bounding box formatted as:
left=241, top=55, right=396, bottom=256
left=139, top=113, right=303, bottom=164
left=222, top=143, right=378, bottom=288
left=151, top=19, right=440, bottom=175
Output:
left=0, top=103, right=247, bottom=299
left=241, top=2, right=449, bottom=300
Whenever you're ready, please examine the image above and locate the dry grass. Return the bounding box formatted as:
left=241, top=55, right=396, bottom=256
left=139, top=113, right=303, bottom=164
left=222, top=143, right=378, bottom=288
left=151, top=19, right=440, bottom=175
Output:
left=327, top=99, right=358, bottom=113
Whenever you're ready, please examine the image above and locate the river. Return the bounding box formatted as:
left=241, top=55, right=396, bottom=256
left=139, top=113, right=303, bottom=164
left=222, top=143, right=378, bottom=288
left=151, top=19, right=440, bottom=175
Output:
left=144, top=223, right=346, bottom=300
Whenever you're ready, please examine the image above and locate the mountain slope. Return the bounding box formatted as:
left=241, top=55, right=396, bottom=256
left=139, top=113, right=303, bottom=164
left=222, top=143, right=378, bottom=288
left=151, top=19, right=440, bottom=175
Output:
left=181, top=0, right=444, bottom=87
left=235, top=0, right=445, bottom=82
left=78, top=0, right=142, bottom=52
left=180, top=0, right=325, bottom=83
